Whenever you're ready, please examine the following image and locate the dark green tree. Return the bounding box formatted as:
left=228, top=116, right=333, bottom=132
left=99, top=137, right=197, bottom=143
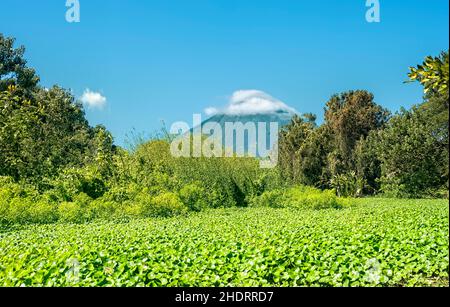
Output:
left=278, top=114, right=317, bottom=184
left=324, top=90, right=390, bottom=177
left=375, top=106, right=447, bottom=198
left=0, top=34, right=39, bottom=96
left=0, top=34, right=115, bottom=186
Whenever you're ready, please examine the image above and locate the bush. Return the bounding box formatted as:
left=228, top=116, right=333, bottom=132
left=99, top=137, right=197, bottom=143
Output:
left=330, top=172, right=367, bottom=198
left=88, top=199, right=120, bottom=220
left=57, top=167, right=108, bottom=200
left=178, top=183, right=208, bottom=212
left=375, top=106, right=447, bottom=198
left=122, top=191, right=187, bottom=218
left=58, top=202, right=85, bottom=223
left=146, top=192, right=187, bottom=218
left=289, top=187, right=346, bottom=210
left=28, top=200, right=58, bottom=224
left=6, top=197, right=34, bottom=224
left=250, top=189, right=288, bottom=208
left=0, top=178, right=46, bottom=224
left=57, top=193, right=93, bottom=223
left=251, top=186, right=348, bottom=210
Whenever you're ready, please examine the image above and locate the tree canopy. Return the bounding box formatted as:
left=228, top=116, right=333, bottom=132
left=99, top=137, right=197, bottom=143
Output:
left=0, top=34, right=114, bottom=186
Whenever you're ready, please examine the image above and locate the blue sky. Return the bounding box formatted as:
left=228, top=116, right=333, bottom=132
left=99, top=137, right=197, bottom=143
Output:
left=1, top=0, right=448, bottom=145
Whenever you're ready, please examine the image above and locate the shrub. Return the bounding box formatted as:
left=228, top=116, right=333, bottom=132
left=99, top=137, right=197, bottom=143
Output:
left=178, top=183, right=208, bottom=212
left=250, top=189, right=288, bottom=208
left=148, top=192, right=187, bottom=217
left=289, top=187, right=346, bottom=210
left=6, top=197, right=34, bottom=224
left=57, top=193, right=93, bottom=223
left=330, top=172, right=367, bottom=197
left=58, top=202, right=85, bottom=223
left=0, top=179, right=47, bottom=224
left=50, top=166, right=108, bottom=201
left=251, top=186, right=348, bottom=210
left=3, top=196, right=57, bottom=225
left=375, top=106, right=448, bottom=198
left=88, top=199, right=120, bottom=220
left=124, top=191, right=187, bottom=218
left=28, top=200, right=58, bottom=224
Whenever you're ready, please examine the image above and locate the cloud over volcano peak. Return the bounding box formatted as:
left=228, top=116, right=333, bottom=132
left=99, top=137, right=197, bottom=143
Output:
left=205, top=90, right=298, bottom=117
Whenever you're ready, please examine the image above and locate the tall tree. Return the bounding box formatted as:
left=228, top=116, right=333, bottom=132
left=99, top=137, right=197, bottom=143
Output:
left=324, top=90, right=390, bottom=176
left=375, top=106, right=446, bottom=197
left=0, top=34, right=39, bottom=96
left=407, top=51, right=449, bottom=194
left=278, top=114, right=317, bottom=184
left=0, top=34, right=115, bottom=185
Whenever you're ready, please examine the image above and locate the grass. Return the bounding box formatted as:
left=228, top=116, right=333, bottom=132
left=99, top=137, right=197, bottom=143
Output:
left=0, top=198, right=448, bottom=287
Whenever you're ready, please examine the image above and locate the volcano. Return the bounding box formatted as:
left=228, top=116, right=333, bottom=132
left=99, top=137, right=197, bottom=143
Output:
left=202, top=111, right=293, bottom=156
left=198, top=90, right=297, bottom=157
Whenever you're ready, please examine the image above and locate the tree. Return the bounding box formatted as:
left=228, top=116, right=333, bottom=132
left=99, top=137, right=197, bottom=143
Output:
left=408, top=51, right=449, bottom=98
left=0, top=34, right=39, bottom=96
left=278, top=114, right=317, bottom=184
left=0, top=86, right=114, bottom=184
left=0, top=34, right=115, bottom=185
left=324, top=90, right=390, bottom=177
left=399, top=50, right=450, bottom=196
left=374, top=106, right=447, bottom=198
left=296, top=125, right=332, bottom=188
left=354, top=131, right=382, bottom=194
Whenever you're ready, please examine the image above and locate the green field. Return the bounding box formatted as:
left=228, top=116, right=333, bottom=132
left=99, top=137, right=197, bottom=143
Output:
left=0, top=198, right=448, bottom=287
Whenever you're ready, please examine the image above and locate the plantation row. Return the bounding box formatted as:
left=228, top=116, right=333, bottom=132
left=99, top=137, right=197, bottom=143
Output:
left=1, top=199, right=448, bottom=287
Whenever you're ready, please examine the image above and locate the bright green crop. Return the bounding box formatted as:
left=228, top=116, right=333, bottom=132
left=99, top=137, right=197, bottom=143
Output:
left=0, top=198, right=448, bottom=287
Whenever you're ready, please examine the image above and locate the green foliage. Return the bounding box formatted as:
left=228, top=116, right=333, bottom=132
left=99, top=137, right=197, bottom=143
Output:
left=178, top=183, right=208, bottom=212
left=296, top=126, right=332, bottom=188
left=276, top=51, right=448, bottom=198
left=0, top=178, right=58, bottom=224
left=278, top=114, right=317, bottom=184
left=354, top=133, right=382, bottom=194
left=0, top=84, right=115, bottom=185
left=0, top=200, right=447, bottom=287
left=143, top=192, right=187, bottom=218
left=278, top=91, right=389, bottom=191
left=251, top=186, right=348, bottom=210
left=330, top=172, right=366, bottom=198
left=0, top=34, right=39, bottom=95
left=408, top=51, right=449, bottom=97
left=114, top=139, right=269, bottom=209
left=250, top=189, right=288, bottom=209
left=375, top=106, right=447, bottom=198
left=324, top=90, right=390, bottom=178
left=58, top=201, right=86, bottom=224
left=0, top=34, right=115, bottom=185
left=49, top=166, right=108, bottom=201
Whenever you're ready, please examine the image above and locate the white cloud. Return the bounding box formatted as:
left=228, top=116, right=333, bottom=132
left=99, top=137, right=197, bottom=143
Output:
left=205, top=90, right=297, bottom=116
left=80, top=89, right=107, bottom=110
left=204, top=107, right=220, bottom=116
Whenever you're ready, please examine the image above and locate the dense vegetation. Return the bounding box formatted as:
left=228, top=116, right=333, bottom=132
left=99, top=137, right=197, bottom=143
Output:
left=1, top=199, right=447, bottom=287
left=0, top=34, right=448, bottom=225
left=279, top=52, right=449, bottom=199
left=0, top=33, right=448, bottom=288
